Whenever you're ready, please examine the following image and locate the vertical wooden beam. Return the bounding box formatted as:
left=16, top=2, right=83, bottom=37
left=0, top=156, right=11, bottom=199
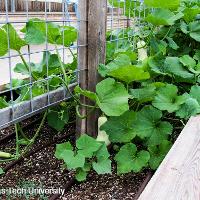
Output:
left=87, top=0, right=107, bottom=136
left=76, top=0, right=107, bottom=137
left=76, top=0, right=88, bottom=135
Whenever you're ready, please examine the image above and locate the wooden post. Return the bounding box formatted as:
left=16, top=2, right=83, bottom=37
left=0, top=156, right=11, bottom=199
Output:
left=87, top=0, right=107, bottom=136
left=76, top=0, right=107, bottom=137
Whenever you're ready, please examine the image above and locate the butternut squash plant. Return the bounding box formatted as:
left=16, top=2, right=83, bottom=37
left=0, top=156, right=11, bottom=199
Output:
left=56, top=0, right=200, bottom=181
left=0, top=19, right=77, bottom=169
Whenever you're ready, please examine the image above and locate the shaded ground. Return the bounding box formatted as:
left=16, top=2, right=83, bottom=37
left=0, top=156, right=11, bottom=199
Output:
left=0, top=116, right=150, bottom=200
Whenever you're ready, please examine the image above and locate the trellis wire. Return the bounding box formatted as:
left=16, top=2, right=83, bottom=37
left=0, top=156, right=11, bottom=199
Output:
left=0, top=0, right=84, bottom=129
left=0, top=0, right=146, bottom=130
left=108, top=0, right=146, bottom=52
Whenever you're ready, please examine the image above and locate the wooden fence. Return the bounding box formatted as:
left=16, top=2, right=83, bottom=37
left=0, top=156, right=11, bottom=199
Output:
left=0, top=0, right=74, bottom=12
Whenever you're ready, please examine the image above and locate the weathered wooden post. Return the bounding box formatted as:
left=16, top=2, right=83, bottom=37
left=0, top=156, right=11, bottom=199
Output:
left=77, top=0, right=107, bottom=137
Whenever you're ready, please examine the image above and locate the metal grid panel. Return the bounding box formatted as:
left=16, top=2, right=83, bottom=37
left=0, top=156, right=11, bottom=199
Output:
left=0, top=0, right=86, bottom=129
left=107, top=0, right=147, bottom=52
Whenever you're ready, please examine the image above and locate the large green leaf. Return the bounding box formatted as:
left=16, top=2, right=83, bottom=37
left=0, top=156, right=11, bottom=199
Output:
left=115, top=143, right=150, bottom=174
left=183, top=7, right=200, bottom=23
left=56, top=26, right=77, bottom=47
left=98, top=54, right=131, bottom=77
left=96, top=78, right=130, bottom=116
left=134, top=106, right=173, bottom=145
left=164, top=57, right=194, bottom=81
left=152, top=84, right=186, bottom=113
left=148, top=56, right=167, bottom=75
left=47, top=107, right=69, bottom=131
left=18, top=84, right=46, bottom=101
left=100, top=111, right=137, bottom=143
left=23, top=18, right=61, bottom=44
left=76, top=135, right=102, bottom=158
left=130, top=85, right=156, bottom=103
left=144, top=0, right=180, bottom=9
left=108, top=65, right=150, bottom=84
left=148, top=140, right=172, bottom=170
left=2, top=23, right=26, bottom=52
left=188, top=21, right=200, bottom=42
left=146, top=9, right=183, bottom=26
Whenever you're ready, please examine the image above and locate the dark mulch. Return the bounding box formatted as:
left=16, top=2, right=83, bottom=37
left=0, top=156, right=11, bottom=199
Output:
left=0, top=115, right=151, bottom=200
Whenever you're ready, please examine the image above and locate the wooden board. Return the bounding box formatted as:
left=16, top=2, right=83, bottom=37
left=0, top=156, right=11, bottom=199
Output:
left=138, top=116, right=200, bottom=200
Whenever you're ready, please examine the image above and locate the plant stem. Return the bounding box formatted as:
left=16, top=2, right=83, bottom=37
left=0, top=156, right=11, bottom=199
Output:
left=14, top=124, right=20, bottom=157
left=0, top=157, right=18, bottom=163
left=76, top=104, right=97, bottom=119
left=17, top=123, right=30, bottom=141
left=21, top=111, right=47, bottom=156
left=68, top=47, right=76, bottom=61
left=55, top=45, right=68, bottom=83
left=17, top=50, right=38, bottom=81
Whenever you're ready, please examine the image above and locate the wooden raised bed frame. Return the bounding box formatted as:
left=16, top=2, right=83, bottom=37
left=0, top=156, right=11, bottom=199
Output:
left=138, top=116, right=200, bottom=200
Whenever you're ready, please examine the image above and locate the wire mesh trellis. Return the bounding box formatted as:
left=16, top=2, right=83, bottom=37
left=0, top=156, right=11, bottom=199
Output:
left=0, top=0, right=82, bottom=129
left=0, top=0, right=146, bottom=132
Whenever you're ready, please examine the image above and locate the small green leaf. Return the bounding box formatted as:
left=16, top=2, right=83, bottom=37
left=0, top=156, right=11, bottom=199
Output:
left=130, top=85, right=156, bottom=103
left=148, top=140, right=172, bottom=170
left=132, top=151, right=150, bottom=173
left=100, top=111, right=137, bottom=143
left=95, top=143, right=110, bottom=161
left=74, top=86, right=97, bottom=101
left=76, top=135, right=102, bottom=158
left=0, top=28, right=8, bottom=56
left=14, top=63, right=30, bottom=75
left=55, top=142, right=73, bottom=159
left=176, top=94, right=200, bottom=119
left=189, top=21, right=200, bottom=42
left=134, top=106, right=173, bottom=145
left=92, top=159, right=112, bottom=175
left=96, top=78, right=130, bottom=116
left=0, top=97, right=9, bottom=109
left=0, top=168, right=4, bottom=175
left=75, top=168, right=88, bottom=182
left=60, top=150, right=85, bottom=170
left=153, top=84, right=186, bottom=113
left=190, top=85, right=200, bottom=104
left=166, top=37, right=179, bottom=50
left=108, top=65, right=150, bottom=84
left=179, top=55, right=196, bottom=68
